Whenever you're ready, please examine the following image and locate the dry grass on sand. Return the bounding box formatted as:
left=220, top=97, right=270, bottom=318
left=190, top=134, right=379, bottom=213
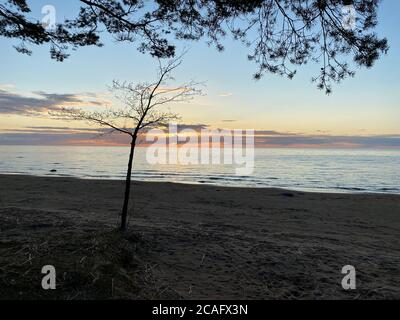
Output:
left=0, top=174, right=400, bottom=300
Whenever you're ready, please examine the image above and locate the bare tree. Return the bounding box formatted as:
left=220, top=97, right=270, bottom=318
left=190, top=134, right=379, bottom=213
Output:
left=53, top=58, right=200, bottom=231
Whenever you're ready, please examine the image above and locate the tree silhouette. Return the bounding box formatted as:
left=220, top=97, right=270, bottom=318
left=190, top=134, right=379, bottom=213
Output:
left=53, top=57, right=201, bottom=230
left=0, top=0, right=388, bottom=93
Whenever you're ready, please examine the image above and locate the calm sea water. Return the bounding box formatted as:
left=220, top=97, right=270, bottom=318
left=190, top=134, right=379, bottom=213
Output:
left=0, top=145, right=399, bottom=194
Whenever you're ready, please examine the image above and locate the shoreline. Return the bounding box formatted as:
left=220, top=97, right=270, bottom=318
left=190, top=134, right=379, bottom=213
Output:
left=1, top=174, right=399, bottom=299
left=1, top=172, right=399, bottom=196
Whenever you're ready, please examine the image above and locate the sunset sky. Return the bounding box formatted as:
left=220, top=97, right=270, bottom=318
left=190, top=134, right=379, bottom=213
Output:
left=0, top=0, right=399, bottom=148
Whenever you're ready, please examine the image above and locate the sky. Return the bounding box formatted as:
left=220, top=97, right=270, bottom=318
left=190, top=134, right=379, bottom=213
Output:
left=0, top=0, right=399, bottom=148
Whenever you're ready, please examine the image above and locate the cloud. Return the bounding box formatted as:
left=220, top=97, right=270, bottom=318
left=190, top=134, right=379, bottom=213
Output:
left=0, top=126, right=108, bottom=134
left=254, top=130, right=298, bottom=136
left=0, top=123, right=399, bottom=148
left=0, top=128, right=130, bottom=146
left=221, top=119, right=237, bottom=123
left=175, top=124, right=209, bottom=131
left=0, top=123, right=211, bottom=146
left=25, top=126, right=108, bottom=132
left=0, top=84, right=15, bottom=90
left=253, top=133, right=400, bottom=148
left=0, top=88, right=109, bottom=115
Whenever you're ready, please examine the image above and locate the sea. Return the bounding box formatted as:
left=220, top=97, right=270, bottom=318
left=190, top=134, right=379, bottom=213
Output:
left=0, top=145, right=399, bottom=194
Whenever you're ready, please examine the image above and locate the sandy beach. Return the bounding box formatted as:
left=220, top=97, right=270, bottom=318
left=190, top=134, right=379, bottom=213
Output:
left=0, top=174, right=399, bottom=300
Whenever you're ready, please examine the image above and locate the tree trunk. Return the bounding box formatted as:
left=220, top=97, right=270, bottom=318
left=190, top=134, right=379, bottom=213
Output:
left=120, top=137, right=136, bottom=231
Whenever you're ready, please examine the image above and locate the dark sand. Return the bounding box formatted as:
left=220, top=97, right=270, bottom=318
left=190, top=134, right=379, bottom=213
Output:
left=0, top=174, right=399, bottom=299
